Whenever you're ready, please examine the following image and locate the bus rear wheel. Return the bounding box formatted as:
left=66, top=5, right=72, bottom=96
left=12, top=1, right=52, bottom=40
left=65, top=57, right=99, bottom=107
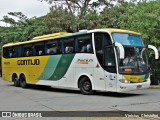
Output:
left=12, top=74, right=20, bottom=87
left=79, top=77, right=94, bottom=95
left=20, top=75, right=27, bottom=88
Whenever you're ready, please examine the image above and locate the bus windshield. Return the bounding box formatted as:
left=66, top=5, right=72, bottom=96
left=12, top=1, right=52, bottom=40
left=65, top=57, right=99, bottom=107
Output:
left=118, top=46, right=149, bottom=74
left=112, top=33, right=143, bottom=46
left=112, top=33, right=149, bottom=74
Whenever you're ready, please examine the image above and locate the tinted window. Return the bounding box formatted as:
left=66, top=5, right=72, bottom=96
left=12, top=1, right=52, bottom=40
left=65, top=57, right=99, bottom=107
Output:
left=23, top=44, right=33, bottom=57
left=57, top=40, right=63, bottom=54
left=3, top=48, right=8, bottom=58
left=104, top=47, right=116, bottom=73
left=34, top=42, right=44, bottom=56
left=64, top=38, right=74, bottom=54
left=3, top=46, right=22, bottom=58
left=14, top=46, right=22, bottom=57
left=46, top=41, right=57, bottom=55
left=94, top=33, right=112, bottom=67
left=76, top=35, right=93, bottom=53
left=3, top=47, right=10, bottom=58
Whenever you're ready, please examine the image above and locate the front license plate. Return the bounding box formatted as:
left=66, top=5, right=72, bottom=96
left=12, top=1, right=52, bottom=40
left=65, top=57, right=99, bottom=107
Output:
left=137, top=85, right=142, bottom=89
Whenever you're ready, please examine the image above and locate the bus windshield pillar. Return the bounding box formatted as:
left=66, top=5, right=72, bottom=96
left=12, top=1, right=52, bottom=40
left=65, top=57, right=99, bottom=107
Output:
left=114, top=42, right=125, bottom=59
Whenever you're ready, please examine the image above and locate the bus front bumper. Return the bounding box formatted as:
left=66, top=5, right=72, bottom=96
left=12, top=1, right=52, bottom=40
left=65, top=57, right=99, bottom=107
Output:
left=117, top=80, right=150, bottom=92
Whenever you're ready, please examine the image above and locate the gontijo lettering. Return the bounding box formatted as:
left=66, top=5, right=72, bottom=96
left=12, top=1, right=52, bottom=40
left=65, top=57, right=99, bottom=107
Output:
left=17, top=59, right=40, bottom=65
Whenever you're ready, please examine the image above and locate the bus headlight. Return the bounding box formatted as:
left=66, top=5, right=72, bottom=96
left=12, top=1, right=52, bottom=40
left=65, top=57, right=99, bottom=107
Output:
left=119, top=79, right=130, bottom=83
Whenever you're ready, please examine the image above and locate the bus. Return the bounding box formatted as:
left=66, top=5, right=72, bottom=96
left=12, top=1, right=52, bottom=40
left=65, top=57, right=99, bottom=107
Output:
left=2, top=28, right=159, bottom=95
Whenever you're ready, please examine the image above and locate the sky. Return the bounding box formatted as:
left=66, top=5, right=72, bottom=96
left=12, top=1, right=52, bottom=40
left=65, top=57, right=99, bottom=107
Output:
left=0, top=0, right=105, bottom=27
left=0, top=0, right=51, bottom=26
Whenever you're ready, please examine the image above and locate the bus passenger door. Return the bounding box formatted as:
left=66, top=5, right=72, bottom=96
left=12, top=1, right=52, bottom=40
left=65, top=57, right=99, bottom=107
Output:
left=104, top=46, right=117, bottom=92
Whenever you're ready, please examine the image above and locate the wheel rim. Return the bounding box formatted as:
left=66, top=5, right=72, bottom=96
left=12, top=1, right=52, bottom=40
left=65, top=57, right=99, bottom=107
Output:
left=83, top=81, right=91, bottom=91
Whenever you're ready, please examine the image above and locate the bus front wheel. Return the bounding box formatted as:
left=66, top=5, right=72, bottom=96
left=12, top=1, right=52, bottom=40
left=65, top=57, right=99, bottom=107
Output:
left=12, top=74, right=20, bottom=87
left=79, top=77, right=94, bottom=95
left=20, top=75, right=27, bottom=88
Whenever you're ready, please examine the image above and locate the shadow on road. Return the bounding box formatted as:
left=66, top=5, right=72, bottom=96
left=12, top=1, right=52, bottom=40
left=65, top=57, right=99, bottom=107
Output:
left=7, top=83, right=146, bottom=98
left=94, top=91, right=145, bottom=98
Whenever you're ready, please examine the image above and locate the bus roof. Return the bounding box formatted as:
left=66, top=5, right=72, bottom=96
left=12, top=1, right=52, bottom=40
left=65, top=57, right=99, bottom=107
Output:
left=3, top=28, right=140, bottom=47
left=97, top=28, right=141, bottom=35
left=3, top=32, right=70, bottom=47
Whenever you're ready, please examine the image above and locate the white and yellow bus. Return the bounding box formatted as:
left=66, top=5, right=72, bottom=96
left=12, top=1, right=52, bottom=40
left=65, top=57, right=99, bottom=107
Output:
left=2, top=28, right=159, bottom=94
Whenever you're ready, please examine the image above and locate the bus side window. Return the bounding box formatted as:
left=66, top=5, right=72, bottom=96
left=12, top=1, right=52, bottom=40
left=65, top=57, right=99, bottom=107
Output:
left=3, top=46, right=21, bottom=58
left=57, top=40, right=63, bottom=54
left=13, top=46, right=21, bottom=57
left=46, top=41, right=57, bottom=55
left=64, top=38, right=74, bottom=54
left=23, top=44, right=33, bottom=57
left=3, top=47, right=16, bottom=58
left=3, top=48, right=8, bottom=58
left=9, top=47, right=16, bottom=58
left=76, top=34, right=93, bottom=53
left=34, top=42, right=44, bottom=56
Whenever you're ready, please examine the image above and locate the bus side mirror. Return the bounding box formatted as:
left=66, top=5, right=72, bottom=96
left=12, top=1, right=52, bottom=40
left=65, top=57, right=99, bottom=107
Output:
left=114, top=42, right=125, bottom=59
left=148, top=45, right=159, bottom=59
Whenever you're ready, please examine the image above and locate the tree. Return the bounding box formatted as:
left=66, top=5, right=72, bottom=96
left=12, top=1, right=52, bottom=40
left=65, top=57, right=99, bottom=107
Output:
left=44, top=6, right=76, bottom=32
left=38, top=0, right=109, bottom=31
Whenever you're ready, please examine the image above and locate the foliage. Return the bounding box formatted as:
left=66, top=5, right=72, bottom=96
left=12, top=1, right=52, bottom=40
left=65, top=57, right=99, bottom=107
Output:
left=44, top=6, right=76, bottom=32
left=119, top=1, right=160, bottom=73
left=99, top=1, right=160, bottom=75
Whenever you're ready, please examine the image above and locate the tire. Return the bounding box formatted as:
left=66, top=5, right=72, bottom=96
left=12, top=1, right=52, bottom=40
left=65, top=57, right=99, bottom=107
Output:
left=12, top=74, right=20, bottom=87
left=20, top=75, right=27, bottom=88
left=79, top=77, right=94, bottom=95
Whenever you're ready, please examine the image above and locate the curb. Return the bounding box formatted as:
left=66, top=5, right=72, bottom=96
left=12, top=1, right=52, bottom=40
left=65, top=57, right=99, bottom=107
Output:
left=149, top=85, right=160, bottom=89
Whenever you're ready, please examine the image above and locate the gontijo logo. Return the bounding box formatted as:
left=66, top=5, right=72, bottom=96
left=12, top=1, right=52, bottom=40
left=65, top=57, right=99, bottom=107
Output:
left=17, top=59, right=40, bottom=66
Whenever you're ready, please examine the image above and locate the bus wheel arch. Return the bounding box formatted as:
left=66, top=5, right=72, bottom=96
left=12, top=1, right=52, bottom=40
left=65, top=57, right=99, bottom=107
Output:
left=12, top=73, right=20, bottom=87
left=19, top=74, right=27, bottom=88
left=78, top=75, right=94, bottom=95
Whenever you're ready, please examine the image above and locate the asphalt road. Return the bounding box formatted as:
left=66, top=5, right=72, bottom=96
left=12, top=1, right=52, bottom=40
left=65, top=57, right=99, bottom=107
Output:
left=0, top=77, right=160, bottom=120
